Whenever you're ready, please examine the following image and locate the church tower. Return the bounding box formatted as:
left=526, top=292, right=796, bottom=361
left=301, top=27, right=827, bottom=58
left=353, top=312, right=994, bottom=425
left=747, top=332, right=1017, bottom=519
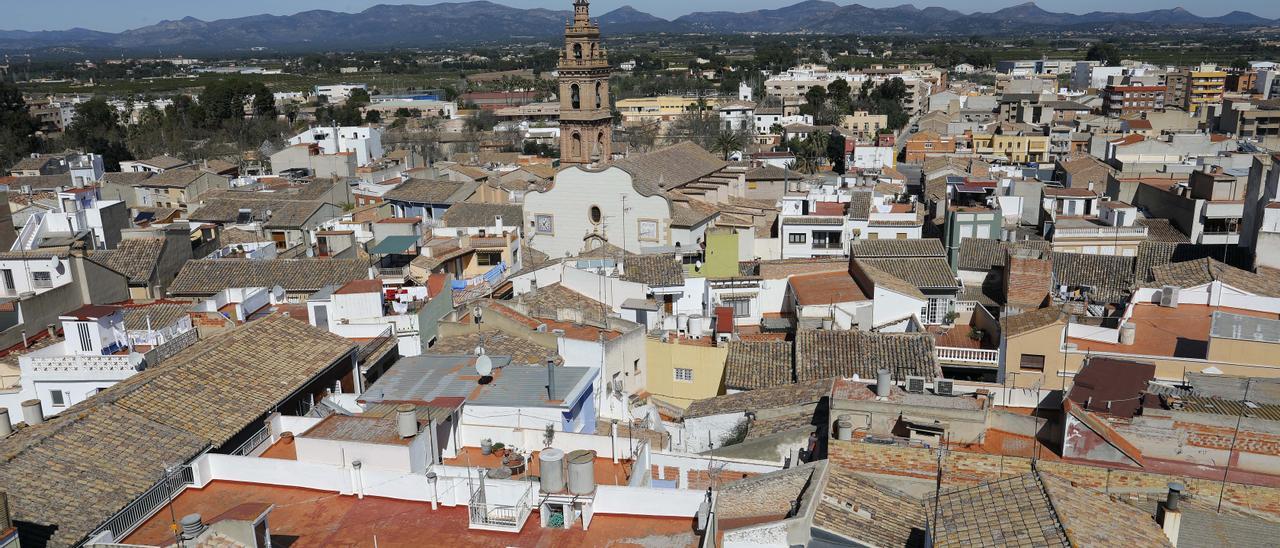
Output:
left=557, top=0, right=612, bottom=165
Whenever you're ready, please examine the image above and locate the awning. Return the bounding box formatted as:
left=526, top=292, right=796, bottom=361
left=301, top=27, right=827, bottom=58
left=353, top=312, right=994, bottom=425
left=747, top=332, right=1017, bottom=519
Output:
left=370, top=235, right=420, bottom=255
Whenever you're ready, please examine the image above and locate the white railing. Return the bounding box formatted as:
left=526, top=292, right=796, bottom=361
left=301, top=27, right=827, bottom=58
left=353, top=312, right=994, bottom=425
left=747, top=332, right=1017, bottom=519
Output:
left=955, top=301, right=978, bottom=315
left=229, top=425, right=273, bottom=457
left=1052, top=226, right=1148, bottom=238
left=87, top=465, right=195, bottom=544
left=14, top=212, right=43, bottom=251
left=936, top=346, right=999, bottom=365
left=468, top=481, right=532, bottom=532
left=27, top=354, right=138, bottom=374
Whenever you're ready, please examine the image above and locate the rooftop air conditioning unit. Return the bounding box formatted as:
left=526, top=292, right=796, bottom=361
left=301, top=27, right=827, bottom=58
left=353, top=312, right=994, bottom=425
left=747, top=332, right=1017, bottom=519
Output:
left=906, top=376, right=926, bottom=394
left=935, top=379, right=954, bottom=397
left=1159, top=285, right=1180, bottom=308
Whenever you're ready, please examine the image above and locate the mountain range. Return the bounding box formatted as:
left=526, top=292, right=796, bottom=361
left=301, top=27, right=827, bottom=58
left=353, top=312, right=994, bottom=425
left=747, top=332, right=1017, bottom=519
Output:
left=1, top=1, right=1277, bottom=54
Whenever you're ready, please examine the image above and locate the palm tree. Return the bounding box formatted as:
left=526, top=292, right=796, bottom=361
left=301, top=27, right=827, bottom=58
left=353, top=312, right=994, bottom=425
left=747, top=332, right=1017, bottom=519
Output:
left=712, top=130, right=744, bottom=160
left=806, top=131, right=830, bottom=167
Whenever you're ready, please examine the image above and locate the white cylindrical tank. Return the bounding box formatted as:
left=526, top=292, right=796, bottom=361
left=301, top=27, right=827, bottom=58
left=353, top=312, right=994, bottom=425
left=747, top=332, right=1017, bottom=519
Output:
left=677, top=314, right=689, bottom=333
left=539, top=448, right=565, bottom=493
left=1120, top=322, right=1136, bottom=345
left=835, top=415, right=853, bottom=441
left=396, top=404, right=417, bottom=438
left=21, top=399, right=42, bottom=426
left=566, top=449, right=597, bottom=495
left=688, top=314, right=703, bottom=337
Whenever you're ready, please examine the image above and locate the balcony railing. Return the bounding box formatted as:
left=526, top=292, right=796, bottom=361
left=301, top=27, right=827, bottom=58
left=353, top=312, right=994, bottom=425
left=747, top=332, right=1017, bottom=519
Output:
left=88, top=465, right=195, bottom=543
left=811, top=242, right=843, bottom=250
left=468, top=481, right=532, bottom=532
left=1051, top=226, right=1149, bottom=239
left=356, top=325, right=396, bottom=363
left=27, top=354, right=140, bottom=375
left=936, top=346, right=999, bottom=366
left=377, top=266, right=409, bottom=279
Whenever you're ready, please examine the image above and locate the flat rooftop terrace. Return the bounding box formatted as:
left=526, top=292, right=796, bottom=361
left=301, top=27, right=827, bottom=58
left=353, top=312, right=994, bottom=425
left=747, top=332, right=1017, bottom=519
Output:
left=1069, top=303, right=1279, bottom=359
left=124, top=480, right=698, bottom=547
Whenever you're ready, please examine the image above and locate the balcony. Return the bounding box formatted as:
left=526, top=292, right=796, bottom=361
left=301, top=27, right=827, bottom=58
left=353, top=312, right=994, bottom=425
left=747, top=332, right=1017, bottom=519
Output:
left=1199, top=231, right=1240, bottom=245
left=811, top=241, right=843, bottom=250
left=1051, top=225, right=1149, bottom=239
left=26, top=353, right=141, bottom=378
left=468, top=479, right=533, bottom=532
left=936, top=346, right=999, bottom=366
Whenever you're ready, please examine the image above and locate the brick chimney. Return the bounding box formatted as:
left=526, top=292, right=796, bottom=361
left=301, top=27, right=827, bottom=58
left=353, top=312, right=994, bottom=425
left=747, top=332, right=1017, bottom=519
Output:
left=1004, top=248, right=1052, bottom=310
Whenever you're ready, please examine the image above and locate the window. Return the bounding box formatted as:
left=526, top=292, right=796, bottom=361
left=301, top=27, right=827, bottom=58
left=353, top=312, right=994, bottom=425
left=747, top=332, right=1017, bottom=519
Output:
left=77, top=322, right=92, bottom=352
left=570, top=84, right=581, bottom=110
left=50, top=390, right=66, bottom=408
left=789, top=233, right=807, bottom=244
left=31, top=271, right=52, bottom=289
left=477, top=252, right=502, bottom=266
left=896, top=233, right=908, bottom=239
left=723, top=298, right=750, bottom=317
left=634, top=359, right=640, bottom=373
left=1020, top=354, right=1046, bottom=371
left=674, top=368, right=694, bottom=382
left=589, top=205, right=602, bottom=224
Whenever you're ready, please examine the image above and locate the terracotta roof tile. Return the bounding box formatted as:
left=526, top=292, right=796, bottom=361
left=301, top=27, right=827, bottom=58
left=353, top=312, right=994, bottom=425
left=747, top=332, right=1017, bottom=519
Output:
left=722, top=340, right=794, bottom=391
left=794, top=330, right=938, bottom=383
left=622, top=254, right=685, bottom=287
left=169, top=258, right=369, bottom=296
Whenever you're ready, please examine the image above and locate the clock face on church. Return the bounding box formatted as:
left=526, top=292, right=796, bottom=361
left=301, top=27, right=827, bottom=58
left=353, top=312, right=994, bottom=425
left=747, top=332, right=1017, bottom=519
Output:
left=535, top=214, right=554, bottom=235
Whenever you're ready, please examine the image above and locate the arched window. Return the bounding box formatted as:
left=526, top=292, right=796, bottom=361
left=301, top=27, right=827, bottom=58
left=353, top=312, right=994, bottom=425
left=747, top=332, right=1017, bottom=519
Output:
left=595, top=82, right=603, bottom=109
left=596, top=131, right=606, bottom=158
left=571, top=132, right=582, bottom=158
left=573, top=43, right=582, bottom=60
left=571, top=84, right=580, bottom=110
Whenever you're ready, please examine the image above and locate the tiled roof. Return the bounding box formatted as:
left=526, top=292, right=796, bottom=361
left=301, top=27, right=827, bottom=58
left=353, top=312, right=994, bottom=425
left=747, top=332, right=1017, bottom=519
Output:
left=715, top=462, right=818, bottom=531
left=928, top=472, right=1069, bottom=547
left=1051, top=252, right=1135, bottom=302
left=428, top=331, right=560, bottom=367
left=621, top=254, right=685, bottom=287
left=440, top=202, right=522, bottom=228
left=813, top=465, right=928, bottom=547
left=1135, top=218, right=1189, bottom=243
left=138, top=167, right=207, bottom=188
left=685, top=378, right=832, bottom=418
left=188, top=192, right=330, bottom=229
left=853, top=259, right=927, bottom=300
left=614, top=141, right=727, bottom=193
left=169, top=258, right=369, bottom=295
left=0, top=173, right=73, bottom=189
left=89, top=238, right=164, bottom=284
left=219, top=227, right=270, bottom=245
left=1001, top=306, right=1065, bottom=337
left=957, top=239, right=1050, bottom=272
left=745, top=164, right=793, bottom=181
left=1042, top=472, right=1173, bottom=547
left=794, top=330, right=938, bottom=383
left=384, top=178, right=479, bottom=204
left=670, top=197, right=720, bottom=228
left=722, top=340, right=793, bottom=391
left=1150, top=258, right=1280, bottom=297
left=0, top=315, right=353, bottom=547
left=102, top=171, right=155, bottom=186
left=858, top=257, right=959, bottom=289
left=789, top=271, right=868, bottom=306
left=138, top=154, right=190, bottom=170
left=850, top=238, right=945, bottom=258
left=121, top=302, right=190, bottom=331
left=514, top=284, right=612, bottom=326
left=847, top=191, right=873, bottom=221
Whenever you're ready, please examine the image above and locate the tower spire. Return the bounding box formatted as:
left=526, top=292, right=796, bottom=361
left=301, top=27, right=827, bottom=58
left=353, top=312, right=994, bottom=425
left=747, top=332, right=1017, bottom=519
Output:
left=558, top=0, right=612, bottom=165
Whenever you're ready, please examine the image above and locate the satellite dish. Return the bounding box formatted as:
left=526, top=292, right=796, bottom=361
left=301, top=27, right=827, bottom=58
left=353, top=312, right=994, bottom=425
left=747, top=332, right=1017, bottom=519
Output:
left=271, top=285, right=286, bottom=300
left=475, top=354, right=493, bottom=377
left=49, top=257, right=64, bottom=274
left=127, top=352, right=146, bottom=369
left=474, top=345, right=485, bottom=356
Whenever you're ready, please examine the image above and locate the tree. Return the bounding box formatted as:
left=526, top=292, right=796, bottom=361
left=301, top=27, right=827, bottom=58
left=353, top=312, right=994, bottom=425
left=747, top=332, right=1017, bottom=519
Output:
left=365, top=110, right=382, bottom=124
left=66, top=98, right=132, bottom=170
left=1086, top=42, right=1122, bottom=67
left=826, top=130, right=847, bottom=175
left=712, top=130, right=744, bottom=161
left=348, top=88, right=371, bottom=107
left=1231, top=58, right=1251, bottom=71
left=0, top=81, right=39, bottom=172
left=826, top=79, right=852, bottom=110
left=804, top=86, right=828, bottom=111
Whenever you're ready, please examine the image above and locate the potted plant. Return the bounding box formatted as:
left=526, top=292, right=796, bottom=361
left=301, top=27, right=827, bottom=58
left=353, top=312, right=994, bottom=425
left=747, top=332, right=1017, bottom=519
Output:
left=481, top=438, right=493, bottom=455
left=491, top=442, right=506, bottom=457
left=543, top=424, right=556, bottom=448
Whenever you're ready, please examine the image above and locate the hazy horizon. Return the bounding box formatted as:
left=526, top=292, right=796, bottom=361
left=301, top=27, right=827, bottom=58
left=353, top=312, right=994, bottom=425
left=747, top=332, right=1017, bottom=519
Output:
left=4, top=1, right=1278, bottom=33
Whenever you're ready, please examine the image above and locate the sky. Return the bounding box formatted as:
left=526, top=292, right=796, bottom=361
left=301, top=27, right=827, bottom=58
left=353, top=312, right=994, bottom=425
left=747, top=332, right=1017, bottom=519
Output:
left=6, top=0, right=1279, bottom=32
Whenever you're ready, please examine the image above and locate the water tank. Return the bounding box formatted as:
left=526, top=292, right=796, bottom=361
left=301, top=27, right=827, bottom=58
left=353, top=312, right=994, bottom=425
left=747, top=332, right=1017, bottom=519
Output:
left=566, top=449, right=597, bottom=495
left=539, top=448, right=565, bottom=493
left=676, top=314, right=689, bottom=333
left=1120, top=322, right=1136, bottom=346
left=396, top=404, right=417, bottom=438
left=0, top=408, right=11, bottom=438
left=835, top=415, right=853, bottom=441
left=875, top=369, right=892, bottom=398
left=20, top=399, right=43, bottom=426
left=688, top=314, right=703, bottom=337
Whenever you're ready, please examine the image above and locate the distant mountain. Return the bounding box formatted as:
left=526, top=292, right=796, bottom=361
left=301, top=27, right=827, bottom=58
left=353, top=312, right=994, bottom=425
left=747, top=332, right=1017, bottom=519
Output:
left=0, top=1, right=1276, bottom=54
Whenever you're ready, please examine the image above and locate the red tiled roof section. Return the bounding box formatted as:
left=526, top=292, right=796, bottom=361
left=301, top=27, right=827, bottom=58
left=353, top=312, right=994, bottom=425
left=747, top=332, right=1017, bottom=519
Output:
left=813, top=201, right=846, bottom=216
left=788, top=271, right=867, bottom=306
left=334, top=278, right=383, bottom=295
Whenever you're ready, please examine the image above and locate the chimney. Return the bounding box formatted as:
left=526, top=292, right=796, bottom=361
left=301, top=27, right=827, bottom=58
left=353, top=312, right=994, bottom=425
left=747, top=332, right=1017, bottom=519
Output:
left=179, top=513, right=206, bottom=541
left=546, top=357, right=557, bottom=401
left=0, top=409, right=11, bottom=438
left=46, top=324, right=56, bottom=339
left=20, top=399, right=43, bottom=426
left=1156, top=482, right=1184, bottom=546
left=876, top=369, right=892, bottom=398
left=1004, top=248, right=1053, bottom=309
left=397, top=404, right=418, bottom=438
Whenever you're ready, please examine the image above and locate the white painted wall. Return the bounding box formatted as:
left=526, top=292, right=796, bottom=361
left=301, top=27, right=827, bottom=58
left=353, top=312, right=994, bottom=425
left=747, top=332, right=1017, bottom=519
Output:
left=525, top=166, right=672, bottom=257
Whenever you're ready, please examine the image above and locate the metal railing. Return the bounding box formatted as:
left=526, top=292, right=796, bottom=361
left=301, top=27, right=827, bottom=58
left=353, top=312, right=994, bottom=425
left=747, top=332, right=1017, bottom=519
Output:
left=377, top=266, right=409, bottom=279
left=141, top=329, right=200, bottom=367
left=936, top=346, right=999, bottom=365
left=468, top=482, right=532, bottom=531
left=86, top=465, right=195, bottom=545
left=230, top=425, right=273, bottom=457
left=357, top=325, right=395, bottom=363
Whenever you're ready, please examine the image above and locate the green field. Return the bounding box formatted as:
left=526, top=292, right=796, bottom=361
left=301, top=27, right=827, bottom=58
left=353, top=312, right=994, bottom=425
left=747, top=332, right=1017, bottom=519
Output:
left=17, top=71, right=463, bottom=97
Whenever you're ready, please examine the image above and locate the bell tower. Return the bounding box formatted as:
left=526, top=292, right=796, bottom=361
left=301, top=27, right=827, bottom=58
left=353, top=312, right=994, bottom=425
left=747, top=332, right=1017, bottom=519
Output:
left=558, top=0, right=612, bottom=165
